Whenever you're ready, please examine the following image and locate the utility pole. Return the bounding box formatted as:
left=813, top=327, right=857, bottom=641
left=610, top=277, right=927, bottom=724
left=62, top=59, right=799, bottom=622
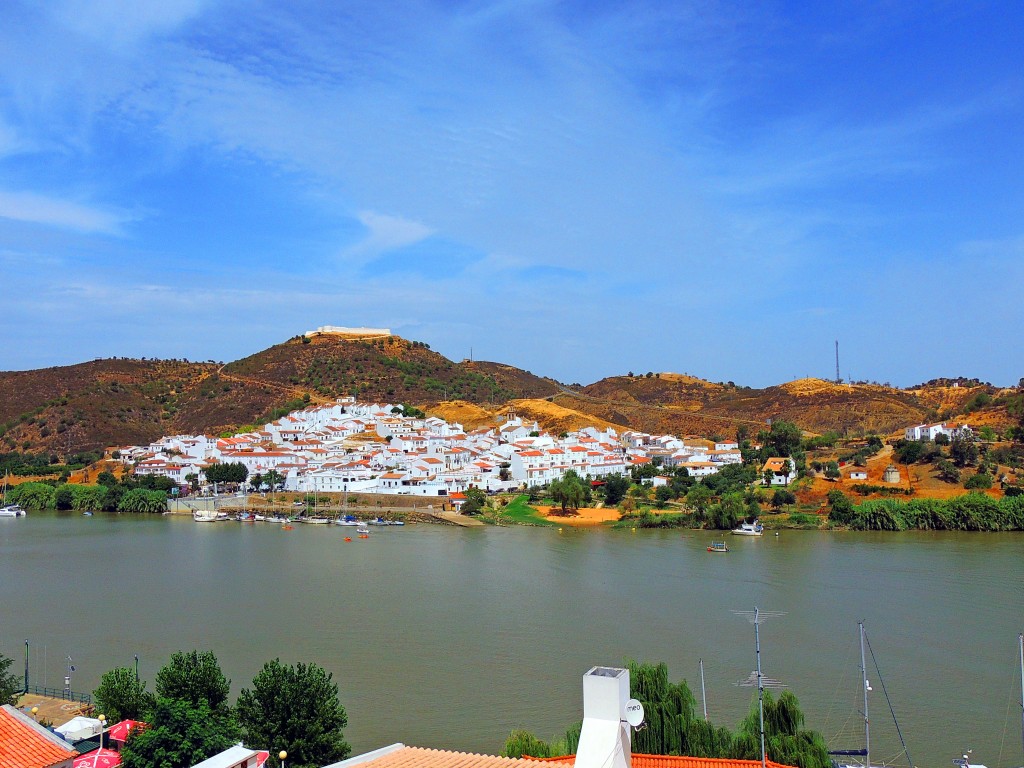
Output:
left=835, top=340, right=841, bottom=384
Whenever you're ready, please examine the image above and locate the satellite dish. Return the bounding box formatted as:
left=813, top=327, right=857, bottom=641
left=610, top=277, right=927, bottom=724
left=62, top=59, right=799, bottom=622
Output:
left=624, top=698, right=645, bottom=727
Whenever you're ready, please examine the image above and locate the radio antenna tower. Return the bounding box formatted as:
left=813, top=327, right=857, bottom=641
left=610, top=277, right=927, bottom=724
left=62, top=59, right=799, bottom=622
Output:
left=835, top=340, right=841, bottom=384
left=733, top=608, right=787, bottom=768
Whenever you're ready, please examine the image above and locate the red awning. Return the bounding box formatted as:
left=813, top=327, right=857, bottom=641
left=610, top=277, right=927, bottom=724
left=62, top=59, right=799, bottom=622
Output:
left=74, top=749, right=121, bottom=768
left=106, top=720, right=146, bottom=742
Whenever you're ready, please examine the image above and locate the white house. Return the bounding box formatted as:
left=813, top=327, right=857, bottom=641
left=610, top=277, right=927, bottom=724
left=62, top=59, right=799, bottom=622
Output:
left=762, top=457, right=797, bottom=486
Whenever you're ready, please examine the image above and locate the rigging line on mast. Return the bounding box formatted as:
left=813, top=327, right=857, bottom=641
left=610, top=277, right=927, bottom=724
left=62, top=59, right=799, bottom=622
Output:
left=819, top=634, right=860, bottom=741
left=996, top=654, right=1016, bottom=768
left=864, top=630, right=914, bottom=768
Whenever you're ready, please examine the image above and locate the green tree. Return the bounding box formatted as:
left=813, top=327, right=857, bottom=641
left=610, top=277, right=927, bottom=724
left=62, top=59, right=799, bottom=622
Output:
left=823, top=461, right=841, bottom=480
left=155, top=651, right=231, bottom=711
left=550, top=470, right=586, bottom=514
left=827, top=490, right=855, bottom=526
left=263, top=469, right=284, bottom=490
left=93, top=667, right=155, bottom=721
left=964, top=473, right=993, bottom=490
left=53, top=484, right=74, bottom=510
left=936, top=459, right=961, bottom=483
left=654, top=485, right=674, bottom=508
left=950, top=435, right=979, bottom=468
left=120, top=698, right=239, bottom=768
left=0, top=652, right=20, bottom=706
left=893, top=439, right=926, bottom=464
left=761, top=420, right=802, bottom=458
left=686, top=484, right=712, bottom=521
left=602, top=474, right=630, bottom=506
left=97, top=471, right=118, bottom=487
left=204, top=462, right=249, bottom=485
left=771, top=489, right=796, bottom=511
left=237, top=660, right=351, bottom=768
left=460, top=487, right=486, bottom=516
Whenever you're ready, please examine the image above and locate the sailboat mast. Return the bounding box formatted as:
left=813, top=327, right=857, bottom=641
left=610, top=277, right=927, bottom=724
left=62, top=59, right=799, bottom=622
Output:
left=1018, top=632, right=1023, bottom=764
left=860, top=622, right=870, bottom=768
left=699, top=658, right=708, bottom=722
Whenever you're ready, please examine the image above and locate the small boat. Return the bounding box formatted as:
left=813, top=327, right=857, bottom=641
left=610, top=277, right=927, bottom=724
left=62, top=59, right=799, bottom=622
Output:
left=83, top=511, right=93, bottom=516
left=336, top=516, right=359, bottom=526
left=388, top=519, right=405, bottom=526
left=368, top=518, right=389, bottom=526
left=193, top=511, right=219, bottom=522
left=731, top=519, right=763, bottom=536
left=707, top=541, right=729, bottom=553
left=301, top=516, right=331, bottom=525
left=356, top=524, right=370, bottom=535
left=0, top=504, right=27, bottom=517
left=236, top=512, right=256, bottom=522
left=216, top=512, right=231, bottom=521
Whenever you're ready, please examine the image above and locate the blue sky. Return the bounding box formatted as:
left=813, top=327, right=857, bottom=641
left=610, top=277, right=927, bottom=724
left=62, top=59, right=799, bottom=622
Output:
left=1, top=1, right=1021, bottom=387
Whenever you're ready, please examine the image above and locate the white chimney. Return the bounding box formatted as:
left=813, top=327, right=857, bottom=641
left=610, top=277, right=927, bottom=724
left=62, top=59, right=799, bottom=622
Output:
left=574, top=666, right=632, bottom=768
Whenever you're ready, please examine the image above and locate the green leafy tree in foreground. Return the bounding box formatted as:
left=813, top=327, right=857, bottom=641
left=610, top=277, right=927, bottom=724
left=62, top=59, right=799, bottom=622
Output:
left=0, top=652, right=20, bottom=706
left=93, top=666, right=155, bottom=722
left=155, top=651, right=231, bottom=711
left=120, top=698, right=239, bottom=768
left=237, top=660, right=350, bottom=768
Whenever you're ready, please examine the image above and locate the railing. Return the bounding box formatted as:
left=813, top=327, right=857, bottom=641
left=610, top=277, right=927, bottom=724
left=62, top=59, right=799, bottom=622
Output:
left=22, top=685, right=92, bottom=704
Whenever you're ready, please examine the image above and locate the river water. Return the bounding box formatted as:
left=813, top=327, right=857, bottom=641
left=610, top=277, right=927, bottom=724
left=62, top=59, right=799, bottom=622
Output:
left=1, top=514, right=1022, bottom=767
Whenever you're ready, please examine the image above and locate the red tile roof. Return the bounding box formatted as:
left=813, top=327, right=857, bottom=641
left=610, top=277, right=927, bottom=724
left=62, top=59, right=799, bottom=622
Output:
left=345, top=747, right=797, bottom=768
left=349, top=747, right=544, bottom=768
left=529, top=755, right=797, bottom=768
left=0, top=706, right=78, bottom=768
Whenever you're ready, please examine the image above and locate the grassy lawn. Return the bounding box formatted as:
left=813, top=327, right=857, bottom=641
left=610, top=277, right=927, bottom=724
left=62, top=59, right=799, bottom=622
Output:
left=498, top=494, right=559, bottom=526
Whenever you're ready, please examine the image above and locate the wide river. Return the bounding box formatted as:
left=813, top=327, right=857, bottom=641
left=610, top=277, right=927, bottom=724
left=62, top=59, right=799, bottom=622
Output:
left=2, top=514, right=1022, bottom=767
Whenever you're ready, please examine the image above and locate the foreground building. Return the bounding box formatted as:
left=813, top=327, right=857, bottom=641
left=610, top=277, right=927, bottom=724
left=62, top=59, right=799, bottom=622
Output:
left=321, top=667, right=796, bottom=768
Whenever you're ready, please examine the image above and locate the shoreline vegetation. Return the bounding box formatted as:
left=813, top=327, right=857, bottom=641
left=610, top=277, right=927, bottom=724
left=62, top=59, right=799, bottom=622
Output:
left=8, top=483, right=1024, bottom=532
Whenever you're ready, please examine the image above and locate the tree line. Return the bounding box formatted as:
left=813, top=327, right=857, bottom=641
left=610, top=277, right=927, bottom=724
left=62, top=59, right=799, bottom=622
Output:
left=93, top=650, right=350, bottom=768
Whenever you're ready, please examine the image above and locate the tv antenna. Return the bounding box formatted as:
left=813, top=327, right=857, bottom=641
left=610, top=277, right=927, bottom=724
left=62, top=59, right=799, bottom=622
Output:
left=733, top=608, right=787, bottom=768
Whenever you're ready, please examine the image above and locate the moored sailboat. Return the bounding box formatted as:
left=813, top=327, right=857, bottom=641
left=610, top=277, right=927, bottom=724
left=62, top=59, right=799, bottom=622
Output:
left=830, top=622, right=912, bottom=768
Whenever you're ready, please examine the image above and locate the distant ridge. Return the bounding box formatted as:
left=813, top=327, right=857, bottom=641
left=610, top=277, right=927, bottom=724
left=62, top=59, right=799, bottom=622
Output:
left=0, top=334, right=1016, bottom=453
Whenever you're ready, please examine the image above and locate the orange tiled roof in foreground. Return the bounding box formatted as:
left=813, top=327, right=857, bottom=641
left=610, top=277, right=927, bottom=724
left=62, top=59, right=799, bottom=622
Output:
left=0, top=705, right=78, bottom=768
left=343, top=747, right=544, bottom=768
left=528, top=754, right=797, bottom=768
left=338, top=746, right=797, bottom=768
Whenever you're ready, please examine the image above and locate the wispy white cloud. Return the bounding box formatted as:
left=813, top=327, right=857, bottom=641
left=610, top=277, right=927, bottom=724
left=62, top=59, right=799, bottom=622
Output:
left=342, top=211, right=434, bottom=263
left=0, top=190, right=133, bottom=234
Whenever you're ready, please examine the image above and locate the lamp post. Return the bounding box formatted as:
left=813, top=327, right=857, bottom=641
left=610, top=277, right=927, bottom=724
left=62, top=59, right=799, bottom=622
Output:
left=279, top=751, right=287, bottom=768
left=98, top=714, right=106, bottom=751
left=31, top=707, right=38, bottom=722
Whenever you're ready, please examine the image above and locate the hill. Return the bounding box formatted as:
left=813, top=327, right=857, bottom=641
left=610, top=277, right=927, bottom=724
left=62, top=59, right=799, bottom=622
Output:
left=560, top=375, right=1018, bottom=439
left=0, top=335, right=562, bottom=453
left=1, top=335, right=1019, bottom=455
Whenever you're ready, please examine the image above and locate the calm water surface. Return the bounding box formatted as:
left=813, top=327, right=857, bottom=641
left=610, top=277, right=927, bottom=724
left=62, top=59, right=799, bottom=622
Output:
left=2, top=514, right=1022, bottom=767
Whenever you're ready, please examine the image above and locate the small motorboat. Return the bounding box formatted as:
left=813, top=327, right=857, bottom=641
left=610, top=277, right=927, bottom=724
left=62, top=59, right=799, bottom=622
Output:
left=707, top=541, right=729, bottom=553
left=731, top=519, right=764, bottom=536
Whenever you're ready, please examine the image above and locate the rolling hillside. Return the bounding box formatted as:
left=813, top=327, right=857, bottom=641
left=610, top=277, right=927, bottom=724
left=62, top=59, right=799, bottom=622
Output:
left=0, top=334, right=1018, bottom=454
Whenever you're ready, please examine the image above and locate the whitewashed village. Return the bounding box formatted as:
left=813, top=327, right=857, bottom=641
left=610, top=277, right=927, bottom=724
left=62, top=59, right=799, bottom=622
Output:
left=119, top=395, right=749, bottom=502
